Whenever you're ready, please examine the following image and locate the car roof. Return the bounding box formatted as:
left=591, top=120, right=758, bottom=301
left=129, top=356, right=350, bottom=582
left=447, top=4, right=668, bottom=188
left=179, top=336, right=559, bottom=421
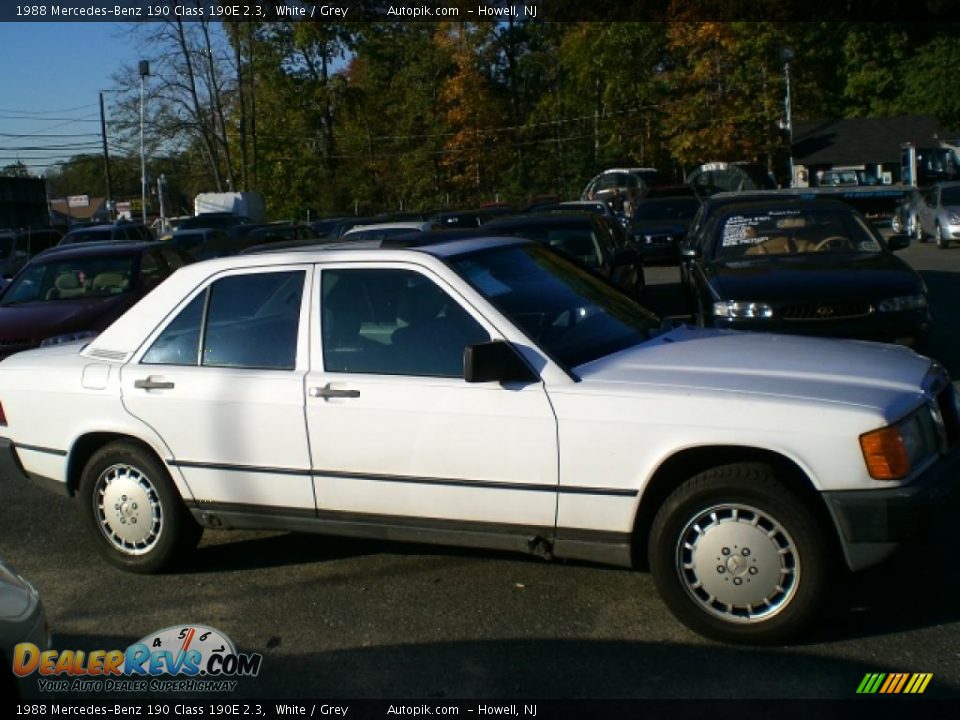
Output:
left=709, top=198, right=854, bottom=217
left=32, top=240, right=161, bottom=262
left=486, top=212, right=594, bottom=227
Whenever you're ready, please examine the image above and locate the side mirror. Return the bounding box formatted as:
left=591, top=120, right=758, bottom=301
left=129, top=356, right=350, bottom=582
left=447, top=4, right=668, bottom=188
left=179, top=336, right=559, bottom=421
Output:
left=887, top=234, right=910, bottom=251
left=464, top=341, right=538, bottom=384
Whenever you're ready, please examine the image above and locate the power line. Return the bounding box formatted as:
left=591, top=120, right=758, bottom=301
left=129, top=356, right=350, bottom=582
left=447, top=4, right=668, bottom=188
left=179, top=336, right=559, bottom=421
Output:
left=0, top=132, right=101, bottom=139
left=0, top=103, right=98, bottom=116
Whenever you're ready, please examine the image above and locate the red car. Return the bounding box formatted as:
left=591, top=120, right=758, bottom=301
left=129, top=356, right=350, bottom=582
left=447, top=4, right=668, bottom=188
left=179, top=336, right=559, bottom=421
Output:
left=0, top=242, right=194, bottom=360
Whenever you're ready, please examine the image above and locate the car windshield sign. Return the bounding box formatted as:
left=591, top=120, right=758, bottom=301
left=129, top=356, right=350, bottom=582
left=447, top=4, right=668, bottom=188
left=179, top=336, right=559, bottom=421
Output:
left=451, top=244, right=657, bottom=368
left=713, top=207, right=882, bottom=260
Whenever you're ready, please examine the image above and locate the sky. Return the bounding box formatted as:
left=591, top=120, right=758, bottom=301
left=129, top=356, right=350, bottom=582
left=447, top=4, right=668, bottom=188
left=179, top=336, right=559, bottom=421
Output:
left=0, top=23, right=144, bottom=176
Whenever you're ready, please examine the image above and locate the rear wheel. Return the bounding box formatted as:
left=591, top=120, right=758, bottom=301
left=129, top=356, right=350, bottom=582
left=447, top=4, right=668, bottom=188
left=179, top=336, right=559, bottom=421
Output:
left=649, top=463, right=831, bottom=644
left=79, top=441, right=202, bottom=573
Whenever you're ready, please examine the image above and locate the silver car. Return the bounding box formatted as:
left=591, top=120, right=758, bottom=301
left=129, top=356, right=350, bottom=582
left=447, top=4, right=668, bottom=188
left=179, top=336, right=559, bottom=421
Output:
left=0, top=557, right=48, bottom=699
left=915, top=181, right=960, bottom=248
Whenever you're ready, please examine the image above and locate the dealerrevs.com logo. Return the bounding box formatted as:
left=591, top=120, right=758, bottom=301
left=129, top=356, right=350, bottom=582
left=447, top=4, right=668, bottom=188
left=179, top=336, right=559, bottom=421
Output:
left=12, top=624, right=262, bottom=693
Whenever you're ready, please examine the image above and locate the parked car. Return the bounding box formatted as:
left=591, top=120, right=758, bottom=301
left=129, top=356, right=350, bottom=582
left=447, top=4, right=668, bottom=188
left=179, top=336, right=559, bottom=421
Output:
left=914, top=181, right=960, bottom=248
left=581, top=168, right=664, bottom=212
left=521, top=200, right=620, bottom=221
left=679, top=199, right=930, bottom=346
left=59, top=222, right=153, bottom=246
left=429, top=207, right=514, bottom=228
left=0, top=227, right=62, bottom=278
left=175, top=212, right=252, bottom=233
left=341, top=221, right=436, bottom=243
left=483, top=213, right=645, bottom=299
left=630, top=195, right=701, bottom=265
left=819, top=169, right=881, bottom=187
left=0, top=557, right=48, bottom=700
left=0, top=236, right=957, bottom=646
left=0, top=241, right=193, bottom=360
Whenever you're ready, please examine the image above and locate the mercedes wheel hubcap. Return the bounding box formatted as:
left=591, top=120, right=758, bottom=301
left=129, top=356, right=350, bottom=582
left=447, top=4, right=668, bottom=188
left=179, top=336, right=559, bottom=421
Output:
left=94, top=464, right=162, bottom=555
left=676, top=504, right=799, bottom=623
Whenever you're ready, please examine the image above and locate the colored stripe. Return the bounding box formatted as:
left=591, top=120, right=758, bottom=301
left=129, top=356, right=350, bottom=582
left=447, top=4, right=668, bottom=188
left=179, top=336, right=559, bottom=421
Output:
left=878, top=675, right=895, bottom=694
left=917, top=674, right=933, bottom=694
left=856, top=674, right=873, bottom=694
left=867, top=673, right=886, bottom=694
left=904, top=674, right=918, bottom=693
left=892, top=673, right=909, bottom=694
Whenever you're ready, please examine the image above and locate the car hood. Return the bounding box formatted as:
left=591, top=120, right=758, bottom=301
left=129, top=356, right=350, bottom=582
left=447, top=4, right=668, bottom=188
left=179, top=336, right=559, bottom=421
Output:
left=0, top=295, right=133, bottom=340
left=708, top=253, right=922, bottom=302
left=575, top=326, right=931, bottom=409
left=941, top=204, right=960, bottom=216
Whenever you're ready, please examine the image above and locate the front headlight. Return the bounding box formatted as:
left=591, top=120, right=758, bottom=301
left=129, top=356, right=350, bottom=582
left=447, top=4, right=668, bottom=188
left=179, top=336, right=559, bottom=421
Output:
left=860, top=408, right=939, bottom=480
left=39, top=330, right=98, bottom=347
left=876, top=294, right=928, bottom=312
left=712, top=301, right=774, bottom=319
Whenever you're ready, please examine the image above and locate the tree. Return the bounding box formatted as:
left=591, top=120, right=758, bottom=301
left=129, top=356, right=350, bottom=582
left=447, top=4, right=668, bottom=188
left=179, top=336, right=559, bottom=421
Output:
left=0, top=161, right=30, bottom=178
left=899, top=35, right=960, bottom=129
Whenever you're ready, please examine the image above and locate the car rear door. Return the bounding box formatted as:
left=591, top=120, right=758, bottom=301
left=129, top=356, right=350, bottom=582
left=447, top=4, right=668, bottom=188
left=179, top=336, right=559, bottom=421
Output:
left=120, top=265, right=315, bottom=514
left=304, top=261, right=560, bottom=533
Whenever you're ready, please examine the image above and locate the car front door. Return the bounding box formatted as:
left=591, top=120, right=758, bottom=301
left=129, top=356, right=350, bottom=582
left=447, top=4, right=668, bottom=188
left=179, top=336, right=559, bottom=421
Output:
left=304, top=262, right=559, bottom=535
left=120, top=265, right=315, bottom=514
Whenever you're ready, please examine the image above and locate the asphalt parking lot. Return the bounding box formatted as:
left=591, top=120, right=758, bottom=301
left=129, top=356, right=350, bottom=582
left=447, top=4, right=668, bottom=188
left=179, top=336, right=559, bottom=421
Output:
left=5, top=237, right=960, bottom=702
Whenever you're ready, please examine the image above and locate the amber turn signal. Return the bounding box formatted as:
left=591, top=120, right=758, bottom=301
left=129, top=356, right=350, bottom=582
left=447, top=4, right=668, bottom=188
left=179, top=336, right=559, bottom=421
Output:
left=860, top=425, right=910, bottom=480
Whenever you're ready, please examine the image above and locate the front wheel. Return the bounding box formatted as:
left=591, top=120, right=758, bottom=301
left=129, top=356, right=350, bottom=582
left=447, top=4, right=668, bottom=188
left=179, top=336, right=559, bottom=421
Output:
left=936, top=223, right=950, bottom=249
left=79, top=441, right=202, bottom=573
left=648, top=463, right=831, bottom=644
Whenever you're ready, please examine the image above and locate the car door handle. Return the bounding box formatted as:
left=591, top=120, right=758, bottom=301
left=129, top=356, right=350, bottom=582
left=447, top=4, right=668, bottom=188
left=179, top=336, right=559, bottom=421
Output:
left=134, top=376, right=175, bottom=390
left=309, top=384, right=360, bottom=399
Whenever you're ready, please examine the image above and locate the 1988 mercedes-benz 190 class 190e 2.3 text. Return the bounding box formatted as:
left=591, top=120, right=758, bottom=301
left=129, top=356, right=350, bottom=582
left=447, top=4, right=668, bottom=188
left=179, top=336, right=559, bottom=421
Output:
left=0, top=236, right=957, bottom=644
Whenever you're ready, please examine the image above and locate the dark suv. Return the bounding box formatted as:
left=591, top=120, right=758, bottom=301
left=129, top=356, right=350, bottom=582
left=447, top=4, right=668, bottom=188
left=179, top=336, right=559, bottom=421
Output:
left=0, top=228, right=63, bottom=278
left=58, top=222, right=154, bottom=246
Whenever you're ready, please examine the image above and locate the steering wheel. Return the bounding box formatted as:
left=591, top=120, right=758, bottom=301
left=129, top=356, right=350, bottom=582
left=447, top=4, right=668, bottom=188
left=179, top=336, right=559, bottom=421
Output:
left=813, top=236, right=851, bottom=252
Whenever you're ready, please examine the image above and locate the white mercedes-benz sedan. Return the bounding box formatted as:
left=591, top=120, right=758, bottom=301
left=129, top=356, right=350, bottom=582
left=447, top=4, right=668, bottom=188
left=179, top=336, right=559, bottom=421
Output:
left=0, top=236, right=956, bottom=645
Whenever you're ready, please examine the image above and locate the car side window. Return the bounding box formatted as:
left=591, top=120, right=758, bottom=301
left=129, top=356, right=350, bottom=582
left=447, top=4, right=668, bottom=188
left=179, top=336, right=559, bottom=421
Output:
left=322, top=268, right=490, bottom=377
left=140, top=251, right=165, bottom=287
left=142, top=270, right=305, bottom=370
left=160, top=247, right=190, bottom=271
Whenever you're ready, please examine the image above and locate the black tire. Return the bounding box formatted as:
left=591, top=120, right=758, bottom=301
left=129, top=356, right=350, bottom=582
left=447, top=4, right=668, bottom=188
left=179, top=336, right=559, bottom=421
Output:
left=914, top=216, right=926, bottom=243
left=78, top=441, right=202, bottom=573
left=936, top=223, right=949, bottom=249
left=648, top=462, right=831, bottom=645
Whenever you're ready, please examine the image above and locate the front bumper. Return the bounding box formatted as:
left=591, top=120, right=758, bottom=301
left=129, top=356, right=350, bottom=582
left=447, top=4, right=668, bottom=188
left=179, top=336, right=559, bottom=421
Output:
left=821, top=442, right=960, bottom=571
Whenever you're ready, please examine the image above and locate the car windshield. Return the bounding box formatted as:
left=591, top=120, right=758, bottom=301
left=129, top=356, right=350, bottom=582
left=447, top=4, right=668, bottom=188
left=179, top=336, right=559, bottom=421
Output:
left=63, top=227, right=113, bottom=244
left=450, top=244, right=658, bottom=368
left=941, top=187, right=960, bottom=205
left=711, top=207, right=883, bottom=260
left=633, top=198, right=700, bottom=221
left=1, top=256, right=136, bottom=305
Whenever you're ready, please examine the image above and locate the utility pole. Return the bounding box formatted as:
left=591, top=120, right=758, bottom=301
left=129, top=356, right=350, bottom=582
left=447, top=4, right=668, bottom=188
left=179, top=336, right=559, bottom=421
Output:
left=99, top=92, right=113, bottom=219
left=780, top=47, right=795, bottom=188
left=139, top=59, right=150, bottom=225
